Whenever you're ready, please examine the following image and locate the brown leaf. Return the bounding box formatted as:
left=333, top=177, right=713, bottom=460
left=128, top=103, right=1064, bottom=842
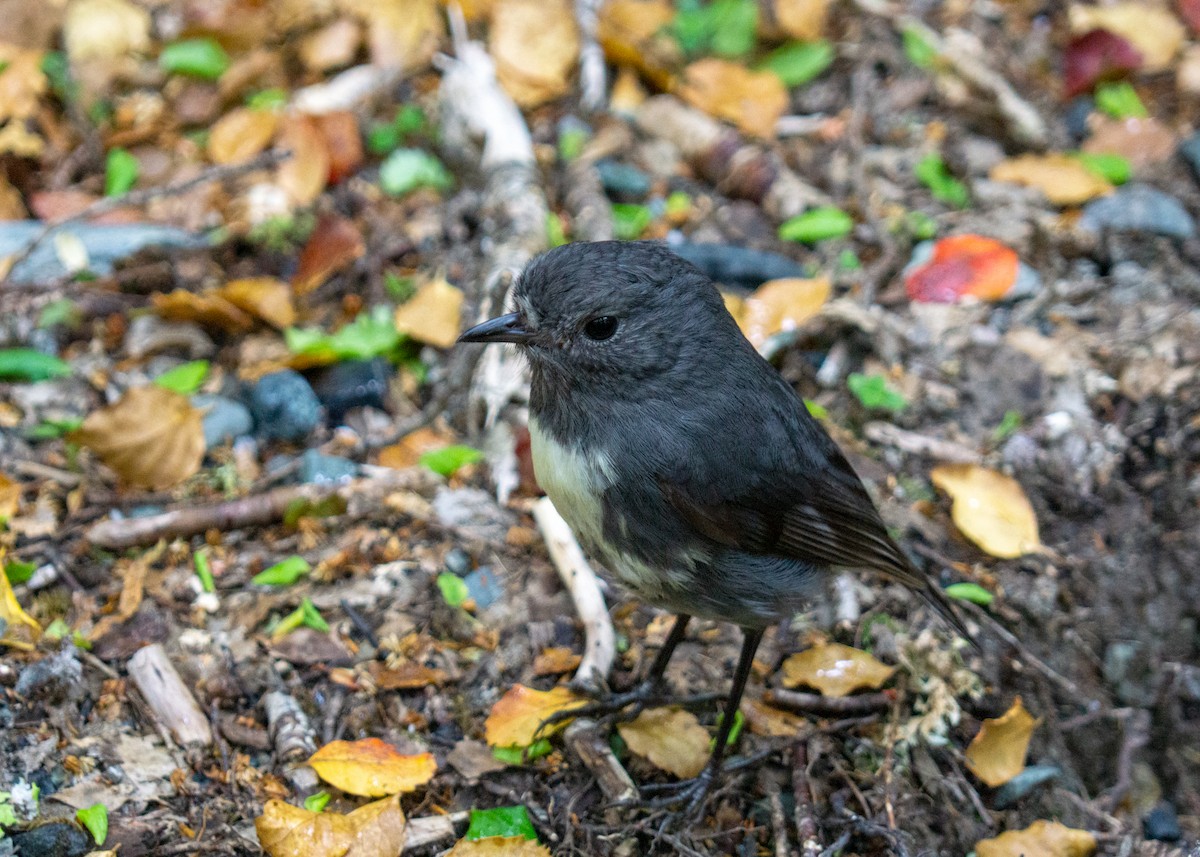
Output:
left=976, top=820, right=1096, bottom=857
left=485, top=684, right=586, bottom=748
left=617, top=707, right=709, bottom=779
left=315, top=111, right=364, bottom=184
left=366, top=659, right=448, bottom=690
left=597, top=0, right=680, bottom=90
left=308, top=738, right=437, bottom=797
left=446, top=738, right=508, bottom=780
left=216, top=278, right=297, bottom=329
left=276, top=115, right=330, bottom=207
left=965, top=696, right=1040, bottom=787
left=490, top=0, right=580, bottom=107
left=445, top=838, right=552, bottom=857
left=152, top=289, right=257, bottom=333
left=89, top=543, right=163, bottom=642
left=0, top=174, right=28, bottom=220
left=71, top=387, right=205, bottom=490
left=740, top=697, right=810, bottom=738
left=208, top=107, right=280, bottom=165
left=735, top=277, right=830, bottom=348
left=292, top=213, right=366, bottom=296
left=780, top=643, right=895, bottom=697
left=0, top=472, right=18, bottom=521
left=298, top=18, right=363, bottom=73
left=1081, top=117, right=1176, bottom=169
left=770, top=0, right=833, bottom=41
left=677, top=58, right=787, bottom=138
left=255, top=793, right=408, bottom=857
left=532, top=646, right=581, bottom=677
left=392, top=276, right=464, bottom=349
left=989, top=154, right=1112, bottom=207
left=930, top=464, right=1041, bottom=559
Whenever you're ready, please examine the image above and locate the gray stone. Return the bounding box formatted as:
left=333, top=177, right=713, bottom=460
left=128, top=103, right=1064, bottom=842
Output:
left=993, top=765, right=1061, bottom=809
left=0, top=221, right=205, bottom=284
left=1179, top=132, right=1200, bottom=181
left=297, top=449, right=358, bottom=484
left=195, top=394, right=254, bottom=449
left=464, top=566, right=504, bottom=610
left=1081, top=184, right=1196, bottom=238
left=248, top=370, right=321, bottom=441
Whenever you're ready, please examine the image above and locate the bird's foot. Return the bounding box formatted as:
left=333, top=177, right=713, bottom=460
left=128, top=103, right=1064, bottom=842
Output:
left=639, top=767, right=716, bottom=817
left=539, top=680, right=721, bottom=736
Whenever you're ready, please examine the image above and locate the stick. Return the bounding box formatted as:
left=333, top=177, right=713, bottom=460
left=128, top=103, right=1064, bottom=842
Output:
left=127, top=644, right=213, bottom=747
left=564, top=718, right=638, bottom=803
left=863, top=422, right=983, bottom=464
left=404, top=812, right=469, bottom=851
left=532, top=497, right=615, bottom=692
left=264, top=690, right=321, bottom=792
left=793, top=739, right=822, bottom=857
left=574, top=0, right=607, bottom=112
left=760, top=770, right=792, bottom=857
left=766, top=689, right=894, bottom=716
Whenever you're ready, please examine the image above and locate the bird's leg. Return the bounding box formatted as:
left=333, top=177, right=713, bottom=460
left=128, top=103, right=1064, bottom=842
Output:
left=642, top=627, right=765, bottom=816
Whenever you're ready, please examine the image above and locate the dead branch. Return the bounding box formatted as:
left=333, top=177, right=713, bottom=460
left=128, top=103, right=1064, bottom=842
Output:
left=792, top=738, right=822, bottom=857
left=863, top=422, right=983, bottom=464
left=264, top=690, right=320, bottom=793
left=574, top=0, right=607, bottom=112
left=766, top=688, right=895, bottom=716
left=564, top=718, right=638, bottom=803
left=127, top=643, right=213, bottom=748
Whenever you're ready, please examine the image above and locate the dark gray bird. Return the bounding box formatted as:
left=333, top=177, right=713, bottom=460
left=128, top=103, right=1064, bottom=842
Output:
left=459, top=240, right=968, bottom=809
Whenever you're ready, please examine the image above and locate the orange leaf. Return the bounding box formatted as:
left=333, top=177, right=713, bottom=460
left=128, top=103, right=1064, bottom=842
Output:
left=307, top=738, right=436, bottom=797
left=490, top=0, right=580, bottom=107
left=376, top=426, right=458, bottom=470
left=904, top=234, right=1019, bottom=303
left=365, top=660, right=448, bottom=690
left=152, top=289, right=256, bottom=333
left=597, top=0, right=680, bottom=90
left=216, top=278, right=296, bottom=329
left=976, top=820, right=1096, bottom=857
left=315, top=112, right=364, bottom=185
left=930, top=464, right=1041, bottom=559
left=965, top=696, right=1040, bottom=787
left=677, top=58, right=787, bottom=139
left=277, top=115, right=330, bottom=207
left=532, top=646, right=582, bottom=677
left=780, top=643, right=895, bottom=697
left=255, top=793, right=407, bottom=857
left=208, top=107, right=279, bottom=165
left=617, top=707, right=709, bottom=778
left=292, top=213, right=365, bottom=296
left=773, top=0, right=833, bottom=41
left=736, top=277, right=830, bottom=348
left=0, top=472, right=19, bottom=521
left=989, top=154, right=1111, bottom=206
left=445, top=838, right=552, bottom=857
left=740, top=697, right=810, bottom=738
left=393, top=276, right=465, bottom=349
left=484, top=684, right=586, bottom=748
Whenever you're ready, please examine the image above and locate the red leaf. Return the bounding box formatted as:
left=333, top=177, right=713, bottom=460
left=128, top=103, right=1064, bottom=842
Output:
left=1063, top=29, right=1143, bottom=98
left=1179, top=0, right=1200, bottom=34
left=905, top=235, right=1019, bottom=304
left=315, top=111, right=364, bottom=185
left=292, top=213, right=365, bottom=296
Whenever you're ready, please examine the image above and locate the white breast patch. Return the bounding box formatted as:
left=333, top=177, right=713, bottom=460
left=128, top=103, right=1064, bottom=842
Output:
left=528, top=417, right=614, bottom=555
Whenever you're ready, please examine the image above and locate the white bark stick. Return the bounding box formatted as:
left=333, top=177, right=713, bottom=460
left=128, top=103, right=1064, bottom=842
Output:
left=127, top=644, right=212, bottom=747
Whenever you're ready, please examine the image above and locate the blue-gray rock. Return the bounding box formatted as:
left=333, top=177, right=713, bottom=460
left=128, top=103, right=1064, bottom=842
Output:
left=1064, top=97, right=1094, bottom=143
left=309, top=358, right=392, bottom=423
left=1143, top=802, right=1182, bottom=842
left=1080, top=184, right=1196, bottom=238
left=464, top=566, right=504, bottom=609
left=297, top=449, right=358, bottom=484
left=1180, top=132, right=1200, bottom=182
left=7, top=821, right=92, bottom=857
left=665, top=241, right=806, bottom=290
left=992, top=765, right=1061, bottom=809
left=444, top=547, right=473, bottom=577
left=15, top=646, right=81, bottom=703
left=0, top=221, right=206, bottom=284
left=249, top=370, right=321, bottom=441
left=195, top=394, right=254, bottom=449
left=596, top=160, right=651, bottom=200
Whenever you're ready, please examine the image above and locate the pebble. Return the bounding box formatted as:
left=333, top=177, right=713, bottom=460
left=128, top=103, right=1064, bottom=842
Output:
left=15, top=646, right=80, bottom=703
left=297, top=449, right=358, bottom=483
left=248, top=370, right=322, bottom=441
left=1178, top=132, right=1200, bottom=182
left=1080, top=184, right=1196, bottom=238
left=7, top=821, right=93, bottom=857
left=123, top=314, right=214, bottom=359
left=992, top=765, right=1061, bottom=809
left=195, top=394, right=254, bottom=449
left=1143, top=802, right=1182, bottom=842
left=665, top=241, right=806, bottom=290
left=464, top=566, right=505, bottom=610
left=444, top=547, right=473, bottom=577
left=596, top=159, right=651, bottom=200
left=309, top=358, right=391, bottom=423
left=1064, top=97, right=1094, bottom=143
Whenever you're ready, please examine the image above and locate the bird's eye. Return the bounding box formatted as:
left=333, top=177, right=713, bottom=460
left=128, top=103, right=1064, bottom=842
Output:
left=583, top=316, right=618, bottom=341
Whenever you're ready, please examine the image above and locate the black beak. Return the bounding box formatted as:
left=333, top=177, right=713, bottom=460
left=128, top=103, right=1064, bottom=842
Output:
left=457, top=312, right=532, bottom=345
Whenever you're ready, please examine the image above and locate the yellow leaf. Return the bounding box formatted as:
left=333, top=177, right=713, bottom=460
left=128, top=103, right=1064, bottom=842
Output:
left=152, top=289, right=257, bottom=333
left=307, top=738, right=436, bottom=797
left=445, top=837, right=553, bottom=857
left=485, top=684, right=587, bottom=748
left=0, top=121, right=42, bottom=158
left=393, top=277, right=465, bottom=349
left=63, top=0, right=150, bottom=64
left=965, top=696, right=1040, bottom=787
left=617, top=707, right=710, bottom=779
left=342, top=0, right=443, bottom=72
left=930, top=464, right=1041, bottom=559
left=71, top=387, right=205, bottom=490
left=377, top=426, right=458, bottom=470
left=255, top=793, right=408, bottom=857
left=597, top=0, right=680, bottom=91
left=209, top=107, right=280, bottom=166
left=0, top=549, right=41, bottom=650
left=989, top=154, right=1112, bottom=207
left=976, top=820, right=1096, bottom=857
left=740, top=697, right=809, bottom=738
left=490, top=0, right=580, bottom=107
left=216, top=278, right=297, bottom=329
left=0, top=472, right=19, bottom=520
left=277, top=115, right=330, bottom=207
left=737, top=277, right=830, bottom=348
left=780, top=643, right=895, bottom=697
left=1068, top=4, right=1184, bottom=73
left=677, top=58, right=787, bottom=139
left=772, top=0, right=833, bottom=41
left=0, top=46, right=47, bottom=124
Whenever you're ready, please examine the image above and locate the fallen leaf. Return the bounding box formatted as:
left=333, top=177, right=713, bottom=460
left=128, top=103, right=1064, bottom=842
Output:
left=63, top=0, right=150, bottom=63
left=377, top=426, right=458, bottom=469
left=216, top=278, right=297, bottom=329
left=976, top=820, right=1096, bottom=857
left=740, top=697, right=810, bottom=737
left=208, top=107, right=279, bottom=165
left=532, top=646, right=581, bottom=677
left=343, top=0, right=443, bottom=71
left=617, top=707, right=709, bottom=779
left=152, top=289, right=256, bottom=333
left=298, top=18, right=362, bottom=73
left=393, top=276, right=464, bottom=349
left=597, top=0, right=680, bottom=90
left=965, top=696, right=1040, bottom=787
left=0, top=121, right=43, bottom=157
left=930, top=464, right=1041, bottom=559
left=292, top=213, right=365, bottom=296
left=1069, top=4, right=1185, bottom=72
left=780, top=643, right=895, bottom=697
left=677, top=58, right=788, bottom=138
left=1081, top=116, right=1176, bottom=169
left=447, top=738, right=508, bottom=780
left=308, top=738, right=436, bottom=797
left=904, top=234, right=1019, bottom=303
left=0, top=549, right=41, bottom=649
left=445, top=838, right=552, bottom=857
left=490, top=0, right=580, bottom=107
left=315, top=111, right=364, bottom=184
left=0, top=173, right=27, bottom=219
left=276, top=115, right=330, bottom=207
left=989, top=154, right=1112, bottom=206
left=485, top=684, right=587, bottom=748
left=70, top=386, right=205, bottom=490
left=735, top=277, right=830, bottom=348
left=0, top=45, right=47, bottom=123
left=365, top=659, right=448, bottom=690
left=255, top=793, right=407, bottom=857
left=772, top=0, right=833, bottom=41
left=1063, top=29, right=1142, bottom=98
left=0, top=472, right=18, bottom=520
left=89, top=544, right=162, bottom=641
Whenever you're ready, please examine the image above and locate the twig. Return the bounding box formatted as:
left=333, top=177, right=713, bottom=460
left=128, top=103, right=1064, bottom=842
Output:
left=862, top=422, right=983, bottom=464
left=127, top=644, right=213, bottom=747
left=792, top=738, right=822, bottom=857
left=532, top=497, right=616, bottom=692
left=959, top=601, right=1089, bottom=702
left=403, top=812, right=469, bottom=852
left=340, top=599, right=380, bottom=648
left=767, top=689, right=895, bottom=716
left=760, top=770, right=792, bottom=857
left=1100, top=709, right=1150, bottom=812
left=574, top=0, right=607, bottom=112
left=264, top=690, right=320, bottom=792
left=564, top=718, right=638, bottom=803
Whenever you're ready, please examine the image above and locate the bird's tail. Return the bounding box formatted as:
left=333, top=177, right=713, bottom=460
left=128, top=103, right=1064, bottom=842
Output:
left=920, top=577, right=979, bottom=650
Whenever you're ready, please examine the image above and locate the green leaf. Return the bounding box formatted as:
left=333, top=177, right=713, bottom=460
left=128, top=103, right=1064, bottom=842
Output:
left=304, top=791, right=331, bottom=813
left=991, top=409, right=1023, bottom=443
left=944, top=582, right=994, bottom=606
left=300, top=598, right=328, bottom=631
left=758, top=40, right=835, bottom=87
left=384, top=272, right=416, bottom=302
left=672, top=0, right=757, bottom=58
left=253, top=556, right=311, bottom=587
left=803, top=399, right=828, bottom=420
left=25, top=417, right=83, bottom=441
left=837, top=249, right=861, bottom=271
left=1074, top=151, right=1131, bottom=185
left=465, top=805, right=539, bottom=841
left=160, top=38, right=230, bottom=80
left=491, top=739, right=553, bottom=766
left=779, top=206, right=854, bottom=243
left=0, top=791, right=17, bottom=831
left=194, top=550, right=215, bottom=594
left=379, top=148, right=453, bottom=197
left=611, top=203, right=652, bottom=240
left=437, top=572, right=470, bottom=608
left=246, top=88, right=288, bottom=110
left=904, top=210, right=938, bottom=240
left=546, top=212, right=568, bottom=248
left=43, top=618, right=71, bottom=641
left=557, top=126, right=589, bottom=161
left=367, top=105, right=427, bottom=154
left=0, top=348, right=70, bottom=381
left=847, top=372, right=907, bottom=413
left=1094, top=81, right=1147, bottom=119
left=104, top=147, right=139, bottom=197
left=902, top=25, right=937, bottom=69
left=38, top=299, right=81, bottom=330
left=711, top=708, right=745, bottom=750
left=283, top=494, right=347, bottom=527
left=420, top=444, right=484, bottom=478
left=154, top=360, right=209, bottom=395
left=286, top=305, right=402, bottom=361
left=3, top=559, right=36, bottom=585
left=665, top=191, right=691, bottom=219
left=76, top=803, right=108, bottom=845
left=41, top=51, right=77, bottom=103
left=914, top=153, right=969, bottom=207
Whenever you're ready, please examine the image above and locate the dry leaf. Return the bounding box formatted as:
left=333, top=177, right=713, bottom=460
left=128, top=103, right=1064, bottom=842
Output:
left=905, top=234, right=1020, bottom=304
left=965, top=696, right=1040, bottom=787
left=216, top=278, right=297, bottom=329
left=597, top=0, right=679, bottom=90
left=0, top=121, right=43, bottom=157
left=1069, top=3, right=1184, bottom=72
left=677, top=58, right=787, bottom=138
left=71, top=386, right=205, bottom=490
left=0, top=45, right=47, bottom=123
left=485, top=684, right=587, bottom=747
left=490, top=0, right=580, bottom=107
left=930, top=464, right=1041, bottom=559
left=365, top=659, right=447, bottom=690
left=781, top=643, right=895, bottom=697
left=989, top=154, right=1112, bottom=207
left=0, top=549, right=40, bottom=650
left=315, top=112, right=364, bottom=184
left=63, top=0, right=150, bottom=63
left=393, top=277, right=464, bottom=349
left=0, top=472, right=18, bottom=520
left=740, top=697, right=810, bottom=738
left=377, top=426, right=457, bottom=469
left=298, top=18, right=362, bottom=73
left=532, top=646, right=582, bottom=677
left=1081, top=117, right=1176, bottom=169
left=976, top=820, right=1096, bottom=857
left=771, top=0, right=833, bottom=41
left=89, top=544, right=163, bottom=641
left=293, top=213, right=365, bottom=296
left=208, top=107, right=280, bottom=165
left=0, top=173, right=28, bottom=219
left=735, top=277, right=831, bottom=348
left=617, top=707, right=710, bottom=779
left=255, top=793, right=407, bottom=857
left=277, top=115, right=330, bottom=207
left=153, top=289, right=256, bottom=333
left=445, top=838, right=552, bottom=857
left=308, top=738, right=436, bottom=797
left=344, top=0, right=443, bottom=71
